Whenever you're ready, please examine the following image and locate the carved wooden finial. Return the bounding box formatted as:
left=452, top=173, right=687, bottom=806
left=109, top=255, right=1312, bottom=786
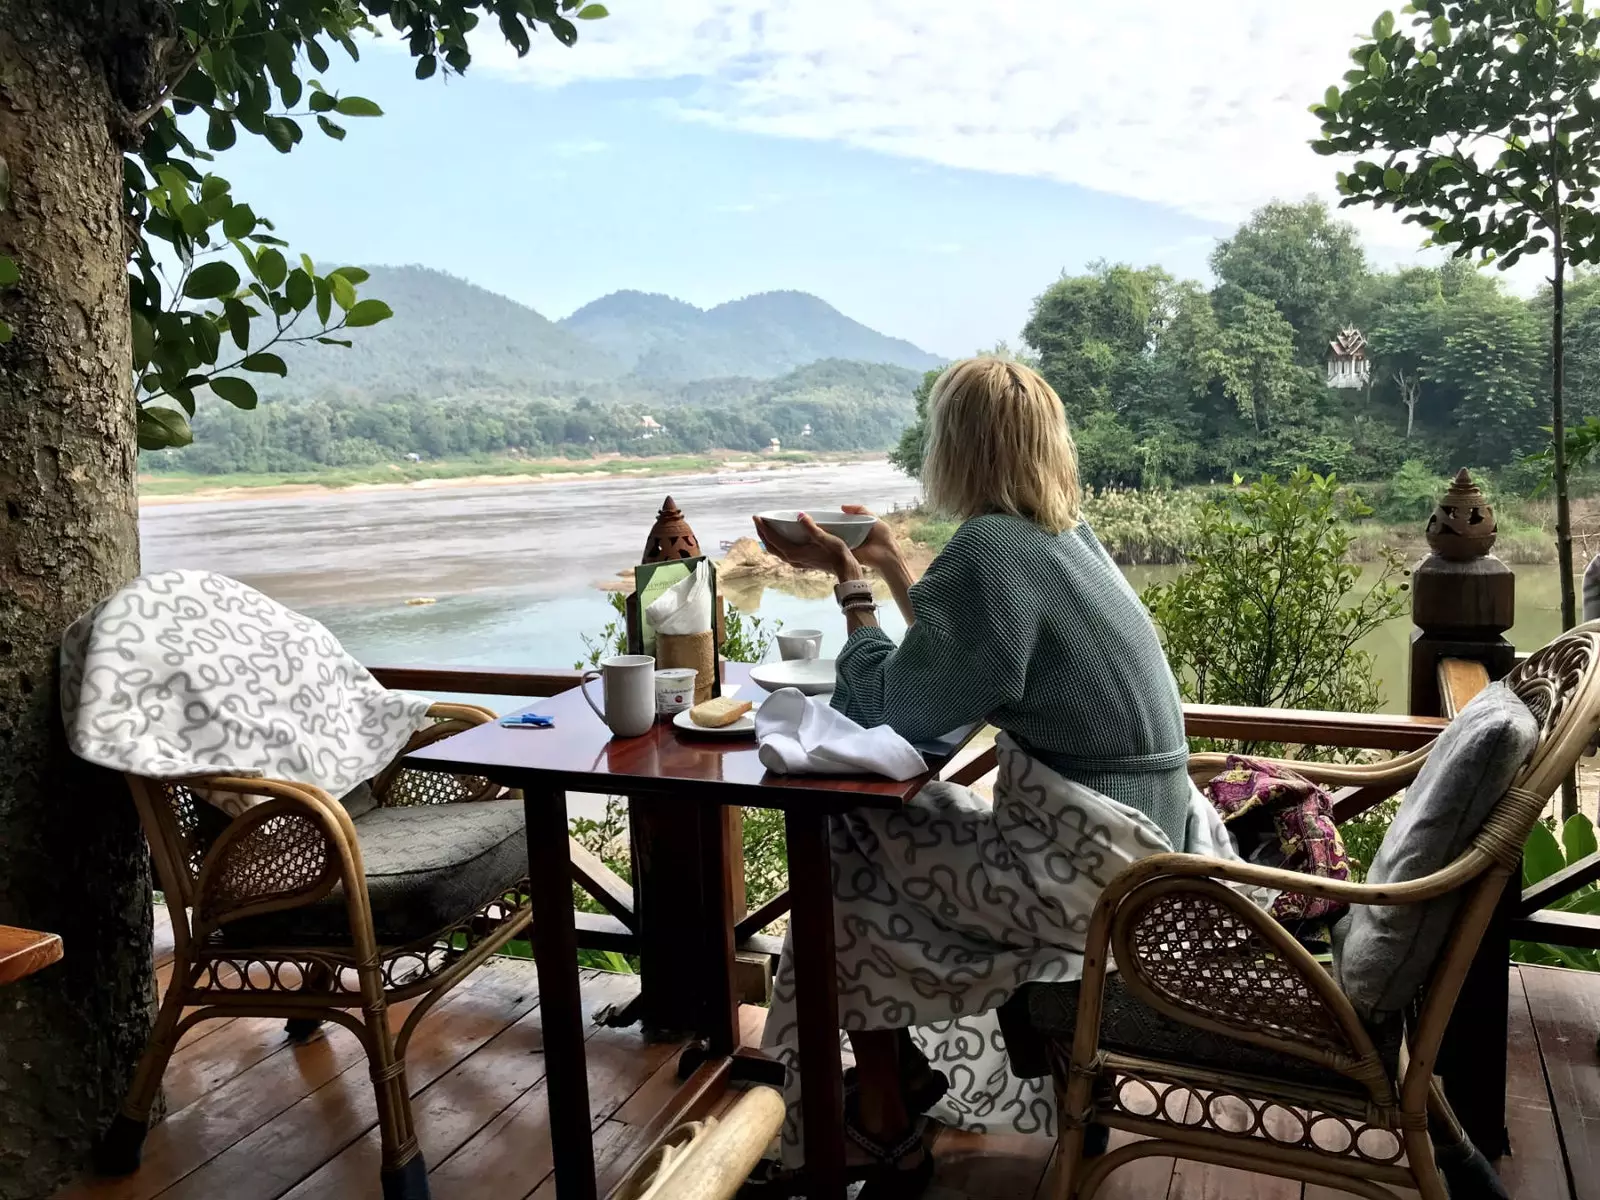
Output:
left=1424, top=469, right=1497, bottom=561
left=642, top=495, right=702, bottom=564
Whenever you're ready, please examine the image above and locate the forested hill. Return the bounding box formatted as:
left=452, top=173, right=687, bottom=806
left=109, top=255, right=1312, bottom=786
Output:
left=267, top=266, right=627, bottom=395
left=560, top=289, right=944, bottom=380
left=263, top=268, right=941, bottom=399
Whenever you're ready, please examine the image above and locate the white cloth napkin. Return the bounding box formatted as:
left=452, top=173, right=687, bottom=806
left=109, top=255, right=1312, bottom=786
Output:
left=754, top=688, right=927, bottom=780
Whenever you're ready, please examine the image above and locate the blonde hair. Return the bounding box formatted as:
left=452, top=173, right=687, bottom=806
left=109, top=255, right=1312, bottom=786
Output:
left=921, top=356, right=1081, bottom=533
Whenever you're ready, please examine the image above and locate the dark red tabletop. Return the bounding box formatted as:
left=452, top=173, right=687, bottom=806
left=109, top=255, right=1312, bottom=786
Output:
left=402, top=663, right=977, bottom=812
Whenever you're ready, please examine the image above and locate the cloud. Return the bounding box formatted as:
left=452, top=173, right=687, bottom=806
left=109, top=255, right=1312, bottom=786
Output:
left=478, top=0, right=1436, bottom=249
left=550, top=138, right=610, bottom=157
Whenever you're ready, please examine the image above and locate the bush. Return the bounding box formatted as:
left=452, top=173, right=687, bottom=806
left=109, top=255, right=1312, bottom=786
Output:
left=1513, top=813, right=1600, bottom=971
left=1080, top=486, right=1205, bottom=565
left=1370, top=459, right=1448, bottom=524
left=1142, top=471, right=1409, bottom=752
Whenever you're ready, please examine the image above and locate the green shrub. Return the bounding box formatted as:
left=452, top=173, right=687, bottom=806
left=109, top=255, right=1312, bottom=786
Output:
left=1372, top=460, right=1447, bottom=524
left=1142, top=471, right=1409, bottom=755
left=1512, top=813, right=1600, bottom=971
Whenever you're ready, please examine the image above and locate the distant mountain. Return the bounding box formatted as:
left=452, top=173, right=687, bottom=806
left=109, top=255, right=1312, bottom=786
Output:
left=259, top=269, right=941, bottom=401
left=265, top=265, right=625, bottom=397
left=560, top=288, right=943, bottom=381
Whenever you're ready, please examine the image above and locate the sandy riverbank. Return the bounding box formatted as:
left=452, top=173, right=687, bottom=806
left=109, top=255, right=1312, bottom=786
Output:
left=138, top=453, right=880, bottom=507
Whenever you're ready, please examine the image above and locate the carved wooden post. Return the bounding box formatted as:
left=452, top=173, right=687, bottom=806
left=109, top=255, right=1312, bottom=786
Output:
left=1409, top=471, right=1515, bottom=716
left=1410, top=470, right=1516, bottom=1158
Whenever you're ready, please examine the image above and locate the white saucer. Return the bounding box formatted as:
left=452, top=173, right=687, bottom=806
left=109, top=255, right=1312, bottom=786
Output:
left=672, top=707, right=756, bottom=737
left=749, top=658, right=837, bottom=696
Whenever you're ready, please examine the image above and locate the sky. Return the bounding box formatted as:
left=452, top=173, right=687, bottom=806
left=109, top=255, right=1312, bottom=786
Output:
left=209, top=0, right=1453, bottom=358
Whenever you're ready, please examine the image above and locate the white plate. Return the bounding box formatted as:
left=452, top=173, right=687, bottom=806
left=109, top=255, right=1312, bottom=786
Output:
left=749, top=658, right=837, bottom=696
left=673, top=707, right=756, bottom=737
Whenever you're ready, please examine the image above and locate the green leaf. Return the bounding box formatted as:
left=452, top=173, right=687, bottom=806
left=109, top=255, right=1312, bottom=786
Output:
left=306, top=38, right=331, bottom=73
left=1324, top=85, right=1341, bottom=111
left=1373, top=10, right=1394, bottom=39
left=330, top=265, right=370, bottom=285
left=334, top=96, right=383, bottom=117
left=206, top=111, right=237, bottom=151
left=209, top=376, right=259, bottom=409
left=263, top=117, right=298, bottom=153
left=183, top=261, right=241, bottom=299
left=329, top=272, right=357, bottom=311
left=315, top=336, right=353, bottom=347
left=200, top=175, right=228, bottom=202
left=137, top=406, right=193, bottom=451
left=1563, top=814, right=1598, bottom=867
left=1421, top=50, right=1437, bottom=67
left=415, top=54, right=438, bottom=80
left=1537, top=0, right=1553, bottom=18
left=316, top=116, right=347, bottom=141
left=241, top=352, right=287, bottom=376
left=577, top=3, right=608, bottom=15
left=1383, top=166, right=1404, bottom=191
left=1433, top=15, right=1452, bottom=44
left=223, top=297, right=251, bottom=351
left=0, top=254, right=18, bottom=287
left=1525, top=821, right=1566, bottom=886
left=222, top=203, right=256, bottom=239
left=285, top=268, right=314, bottom=311
left=130, top=310, right=154, bottom=369
left=309, top=90, right=338, bottom=113
left=1368, top=48, right=1387, bottom=78
left=314, top=275, right=332, bottom=325
left=343, top=298, right=392, bottom=328
left=257, top=248, right=288, bottom=289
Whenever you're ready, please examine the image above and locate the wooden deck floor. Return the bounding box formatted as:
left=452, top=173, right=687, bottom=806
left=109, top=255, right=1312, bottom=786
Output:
left=50, top=909, right=1599, bottom=1200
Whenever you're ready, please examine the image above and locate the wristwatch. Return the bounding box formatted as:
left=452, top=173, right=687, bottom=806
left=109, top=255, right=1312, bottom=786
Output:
left=834, top=578, right=875, bottom=610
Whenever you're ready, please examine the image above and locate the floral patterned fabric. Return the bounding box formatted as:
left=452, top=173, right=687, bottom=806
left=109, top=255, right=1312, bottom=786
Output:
left=1203, top=756, right=1350, bottom=945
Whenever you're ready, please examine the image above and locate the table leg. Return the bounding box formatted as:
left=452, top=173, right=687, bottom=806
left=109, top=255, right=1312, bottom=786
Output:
left=526, top=789, right=598, bottom=1200
left=784, top=809, right=845, bottom=1200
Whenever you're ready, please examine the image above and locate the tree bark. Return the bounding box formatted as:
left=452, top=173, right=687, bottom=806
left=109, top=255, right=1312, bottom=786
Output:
left=0, top=4, right=149, bottom=1196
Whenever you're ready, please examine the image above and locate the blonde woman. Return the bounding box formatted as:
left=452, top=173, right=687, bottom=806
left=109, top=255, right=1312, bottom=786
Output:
left=750, top=358, right=1202, bottom=1195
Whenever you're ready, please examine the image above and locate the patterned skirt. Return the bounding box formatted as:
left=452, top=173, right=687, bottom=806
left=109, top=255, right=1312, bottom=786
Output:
left=761, top=734, right=1248, bottom=1163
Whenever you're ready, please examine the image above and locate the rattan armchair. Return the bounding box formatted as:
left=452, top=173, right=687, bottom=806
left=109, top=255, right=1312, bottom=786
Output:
left=98, top=703, right=532, bottom=1200
left=998, top=627, right=1600, bottom=1200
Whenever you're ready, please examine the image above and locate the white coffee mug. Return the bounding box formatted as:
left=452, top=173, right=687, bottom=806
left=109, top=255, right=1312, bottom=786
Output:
left=654, top=667, right=698, bottom=716
left=581, top=654, right=656, bottom=737
left=777, top=629, right=824, bottom=661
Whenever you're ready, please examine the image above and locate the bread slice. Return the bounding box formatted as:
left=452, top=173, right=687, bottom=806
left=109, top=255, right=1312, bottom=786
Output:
left=689, top=697, right=754, bottom=728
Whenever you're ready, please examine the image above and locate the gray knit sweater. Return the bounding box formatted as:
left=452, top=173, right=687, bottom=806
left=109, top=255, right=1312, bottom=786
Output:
left=832, top=512, right=1192, bottom=850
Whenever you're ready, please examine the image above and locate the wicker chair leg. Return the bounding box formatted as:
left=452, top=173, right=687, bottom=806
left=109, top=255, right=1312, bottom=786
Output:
left=96, top=980, right=188, bottom=1174
left=1050, top=1077, right=1093, bottom=1200
left=361, top=992, right=427, bottom=1199
left=1405, top=1122, right=1450, bottom=1200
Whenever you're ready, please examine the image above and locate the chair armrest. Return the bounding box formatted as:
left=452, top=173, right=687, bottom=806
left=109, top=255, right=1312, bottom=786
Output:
left=1106, top=849, right=1485, bottom=910
left=189, top=776, right=369, bottom=935
left=1186, top=746, right=1430, bottom=790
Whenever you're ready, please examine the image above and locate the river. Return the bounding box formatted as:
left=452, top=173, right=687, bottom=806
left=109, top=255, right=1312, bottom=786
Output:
left=139, top=460, right=1569, bottom=712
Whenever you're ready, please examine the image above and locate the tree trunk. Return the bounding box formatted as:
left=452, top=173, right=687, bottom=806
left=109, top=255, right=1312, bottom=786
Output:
left=0, top=4, right=149, bottom=1196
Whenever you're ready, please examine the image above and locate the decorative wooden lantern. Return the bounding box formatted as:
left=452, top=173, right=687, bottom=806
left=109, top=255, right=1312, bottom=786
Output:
left=1424, top=469, right=1497, bottom=561
left=1326, top=327, right=1372, bottom=389
left=642, top=496, right=701, bottom=563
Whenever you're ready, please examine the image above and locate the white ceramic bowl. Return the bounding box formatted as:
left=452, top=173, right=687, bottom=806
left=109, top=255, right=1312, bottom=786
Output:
left=756, top=509, right=878, bottom=549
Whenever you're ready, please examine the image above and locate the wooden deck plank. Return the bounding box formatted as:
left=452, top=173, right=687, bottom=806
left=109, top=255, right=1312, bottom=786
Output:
left=930, top=1130, right=1054, bottom=1200
left=155, top=959, right=543, bottom=1200
left=287, top=971, right=639, bottom=1200
left=1523, top=963, right=1600, bottom=1200
left=54, top=993, right=424, bottom=1200
left=163, top=1017, right=296, bottom=1114
left=426, top=976, right=681, bottom=1199
left=1166, top=1094, right=1302, bottom=1200
left=1498, top=965, right=1572, bottom=1200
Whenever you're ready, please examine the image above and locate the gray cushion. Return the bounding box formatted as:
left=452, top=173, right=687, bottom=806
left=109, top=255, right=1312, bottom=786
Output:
left=221, top=797, right=529, bottom=947
left=995, top=974, right=1401, bottom=1094
left=1334, top=683, right=1538, bottom=1022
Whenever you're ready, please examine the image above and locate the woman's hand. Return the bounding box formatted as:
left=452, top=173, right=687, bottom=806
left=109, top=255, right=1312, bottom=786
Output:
left=840, top=504, right=906, bottom=575
left=753, top=513, right=863, bottom=581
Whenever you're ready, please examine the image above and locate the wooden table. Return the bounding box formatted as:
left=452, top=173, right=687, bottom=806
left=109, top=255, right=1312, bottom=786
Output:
left=0, top=926, right=62, bottom=986
left=404, top=663, right=977, bottom=1200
